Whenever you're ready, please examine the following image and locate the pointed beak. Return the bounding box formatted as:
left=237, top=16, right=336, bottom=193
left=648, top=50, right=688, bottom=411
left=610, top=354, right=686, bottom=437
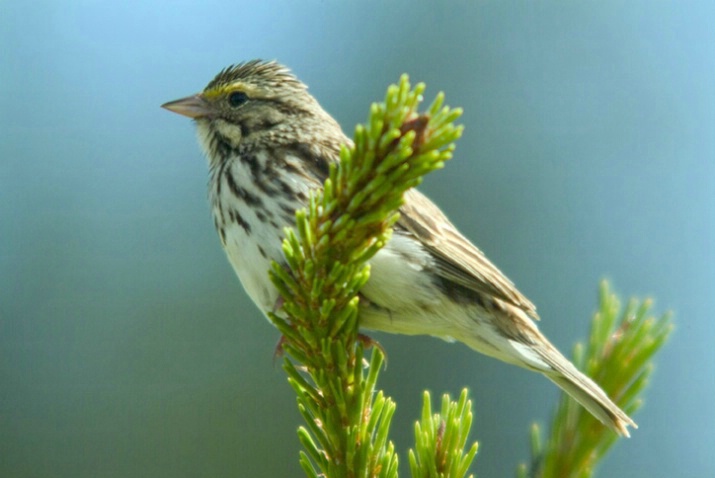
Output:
left=161, top=94, right=211, bottom=118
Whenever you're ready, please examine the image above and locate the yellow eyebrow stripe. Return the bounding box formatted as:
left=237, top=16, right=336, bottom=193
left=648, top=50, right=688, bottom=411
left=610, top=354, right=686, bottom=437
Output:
left=203, top=82, right=263, bottom=100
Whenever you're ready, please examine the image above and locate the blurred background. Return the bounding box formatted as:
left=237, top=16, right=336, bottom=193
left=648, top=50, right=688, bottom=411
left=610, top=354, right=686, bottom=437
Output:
left=2, top=1, right=713, bottom=476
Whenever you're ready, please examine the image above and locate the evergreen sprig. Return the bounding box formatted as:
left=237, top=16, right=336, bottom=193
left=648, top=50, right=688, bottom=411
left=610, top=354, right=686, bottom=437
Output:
left=409, top=390, right=479, bottom=478
left=268, top=75, right=464, bottom=477
left=517, top=280, right=673, bottom=478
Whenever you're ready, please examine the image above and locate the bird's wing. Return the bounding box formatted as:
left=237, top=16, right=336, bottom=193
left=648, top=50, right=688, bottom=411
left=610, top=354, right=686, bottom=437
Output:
left=397, top=188, right=539, bottom=319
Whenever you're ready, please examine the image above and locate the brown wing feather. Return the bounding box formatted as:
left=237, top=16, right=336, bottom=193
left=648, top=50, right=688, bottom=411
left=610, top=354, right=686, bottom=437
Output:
left=397, top=188, right=539, bottom=319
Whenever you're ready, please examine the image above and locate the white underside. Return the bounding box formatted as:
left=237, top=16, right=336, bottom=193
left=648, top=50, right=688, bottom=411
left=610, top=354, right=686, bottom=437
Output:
left=206, top=144, right=550, bottom=374
left=219, top=193, right=549, bottom=372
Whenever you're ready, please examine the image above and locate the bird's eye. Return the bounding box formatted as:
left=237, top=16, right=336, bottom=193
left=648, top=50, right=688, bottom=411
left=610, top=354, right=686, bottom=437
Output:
left=228, top=91, right=249, bottom=107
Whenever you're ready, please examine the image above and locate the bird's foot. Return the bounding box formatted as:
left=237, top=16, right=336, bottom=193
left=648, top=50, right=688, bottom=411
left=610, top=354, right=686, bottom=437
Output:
left=357, top=333, right=388, bottom=368
left=273, top=335, right=287, bottom=365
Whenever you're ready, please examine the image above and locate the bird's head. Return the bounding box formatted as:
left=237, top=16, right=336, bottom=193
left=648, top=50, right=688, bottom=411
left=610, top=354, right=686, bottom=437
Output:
left=162, top=60, right=341, bottom=166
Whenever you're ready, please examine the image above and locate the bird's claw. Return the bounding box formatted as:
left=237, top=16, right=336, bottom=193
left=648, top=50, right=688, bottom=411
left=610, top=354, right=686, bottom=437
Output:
left=357, top=333, right=388, bottom=368
left=273, top=335, right=287, bottom=365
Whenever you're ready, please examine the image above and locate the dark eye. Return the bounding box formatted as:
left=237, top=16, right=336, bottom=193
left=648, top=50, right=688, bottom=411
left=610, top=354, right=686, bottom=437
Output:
left=228, top=91, right=249, bottom=107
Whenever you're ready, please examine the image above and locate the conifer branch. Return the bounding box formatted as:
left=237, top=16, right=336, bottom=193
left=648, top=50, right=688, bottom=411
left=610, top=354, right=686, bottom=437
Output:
left=409, top=390, right=479, bottom=478
left=268, top=75, right=464, bottom=477
left=517, top=280, right=673, bottom=478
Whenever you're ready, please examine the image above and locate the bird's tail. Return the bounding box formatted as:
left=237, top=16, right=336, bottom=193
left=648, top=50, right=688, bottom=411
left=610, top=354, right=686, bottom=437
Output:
left=455, top=304, right=636, bottom=436
left=540, top=348, right=636, bottom=437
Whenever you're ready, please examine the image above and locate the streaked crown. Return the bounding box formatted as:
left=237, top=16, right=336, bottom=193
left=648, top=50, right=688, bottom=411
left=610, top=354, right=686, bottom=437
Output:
left=204, top=60, right=306, bottom=95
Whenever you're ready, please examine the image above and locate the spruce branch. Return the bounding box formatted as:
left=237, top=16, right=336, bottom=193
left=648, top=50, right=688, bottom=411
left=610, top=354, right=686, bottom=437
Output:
left=517, top=280, right=674, bottom=478
left=268, top=75, right=463, bottom=477
left=409, top=390, right=479, bottom=478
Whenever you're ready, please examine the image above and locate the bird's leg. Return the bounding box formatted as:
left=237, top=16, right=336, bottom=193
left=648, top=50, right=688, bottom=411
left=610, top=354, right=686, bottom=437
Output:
left=357, top=333, right=388, bottom=368
left=273, top=335, right=288, bottom=365
left=273, top=295, right=285, bottom=313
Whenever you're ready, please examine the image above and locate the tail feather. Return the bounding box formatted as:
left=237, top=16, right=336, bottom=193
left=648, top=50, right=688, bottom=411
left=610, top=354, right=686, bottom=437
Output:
left=450, top=304, right=636, bottom=436
left=541, top=350, right=637, bottom=437
left=501, top=309, right=638, bottom=437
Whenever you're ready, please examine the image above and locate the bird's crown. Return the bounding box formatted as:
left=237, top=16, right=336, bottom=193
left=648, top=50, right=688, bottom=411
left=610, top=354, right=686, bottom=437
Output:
left=203, top=60, right=305, bottom=100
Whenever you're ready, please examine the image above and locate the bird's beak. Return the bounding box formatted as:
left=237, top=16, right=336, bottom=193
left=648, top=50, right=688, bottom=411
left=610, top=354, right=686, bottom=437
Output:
left=161, top=94, right=211, bottom=118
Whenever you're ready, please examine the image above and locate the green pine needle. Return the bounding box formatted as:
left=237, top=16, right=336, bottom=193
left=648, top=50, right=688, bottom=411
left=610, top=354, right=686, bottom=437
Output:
left=409, top=389, right=479, bottom=478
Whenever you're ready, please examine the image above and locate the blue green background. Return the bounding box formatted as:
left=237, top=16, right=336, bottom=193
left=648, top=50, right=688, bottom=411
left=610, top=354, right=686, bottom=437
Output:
left=2, top=1, right=713, bottom=476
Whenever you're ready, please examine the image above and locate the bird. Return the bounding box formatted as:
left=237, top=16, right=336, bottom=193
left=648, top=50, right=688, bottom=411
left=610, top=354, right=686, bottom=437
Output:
left=161, top=59, right=636, bottom=436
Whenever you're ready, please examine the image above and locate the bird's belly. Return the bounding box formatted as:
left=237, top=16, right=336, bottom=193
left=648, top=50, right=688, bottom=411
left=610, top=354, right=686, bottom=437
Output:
left=358, top=233, right=460, bottom=338
left=361, top=233, right=439, bottom=309
left=218, top=212, right=456, bottom=343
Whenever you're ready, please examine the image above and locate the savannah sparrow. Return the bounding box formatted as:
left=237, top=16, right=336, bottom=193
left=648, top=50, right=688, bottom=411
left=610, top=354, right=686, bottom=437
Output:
left=162, top=60, right=635, bottom=436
